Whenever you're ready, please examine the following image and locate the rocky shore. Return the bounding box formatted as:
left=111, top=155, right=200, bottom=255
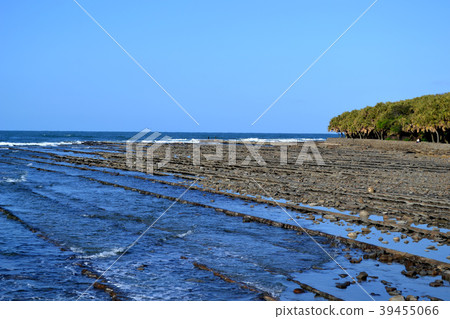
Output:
left=19, top=138, right=450, bottom=254
left=7, top=138, right=449, bottom=300
left=93, top=138, right=449, bottom=232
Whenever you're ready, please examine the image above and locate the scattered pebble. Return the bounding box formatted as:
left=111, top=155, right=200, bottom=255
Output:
left=336, top=281, right=351, bottom=289
left=429, top=280, right=443, bottom=287
left=356, top=272, right=368, bottom=281
left=347, top=232, right=358, bottom=239
left=359, top=210, right=370, bottom=220
left=350, top=257, right=362, bottom=264
left=406, top=295, right=418, bottom=301
left=389, top=295, right=405, bottom=301
left=293, top=288, right=306, bottom=294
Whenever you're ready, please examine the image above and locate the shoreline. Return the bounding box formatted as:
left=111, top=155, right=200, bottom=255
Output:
left=1, top=138, right=449, bottom=300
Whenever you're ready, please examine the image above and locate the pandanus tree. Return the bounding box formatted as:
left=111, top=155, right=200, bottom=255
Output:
left=328, top=93, right=450, bottom=143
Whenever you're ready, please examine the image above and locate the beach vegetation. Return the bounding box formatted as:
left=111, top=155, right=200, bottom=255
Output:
left=328, top=93, right=450, bottom=143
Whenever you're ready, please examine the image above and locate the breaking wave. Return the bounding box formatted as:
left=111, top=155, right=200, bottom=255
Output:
left=176, top=230, right=194, bottom=238
left=239, top=138, right=325, bottom=143
left=0, top=141, right=83, bottom=147
left=2, top=173, right=27, bottom=183
left=79, top=247, right=126, bottom=259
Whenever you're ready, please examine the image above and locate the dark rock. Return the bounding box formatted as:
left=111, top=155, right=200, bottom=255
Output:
left=93, top=282, right=107, bottom=290
left=350, top=257, right=362, bottom=264
left=419, top=270, right=428, bottom=276
left=336, top=281, right=351, bottom=289
left=389, top=295, right=405, bottom=301
left=429, top=280, right=443, bottom=287
left=401, top=270, right=418, bottom=278
left=379, top=254, right=393, bottom=263
left=356, top=272, right=368, bottom=281
left=262, top=294, right=276, bottom=301
left=293, top=288, right=306, bottom=294
left=423, top=295, right=443, bottom=301
left=385, top=287, right=400, bottom=295
left=442, top=270, right=450, bottom=282
left=242, top=216, right=252, bottom=223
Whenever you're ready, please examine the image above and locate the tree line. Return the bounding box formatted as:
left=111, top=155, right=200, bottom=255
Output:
left=328, top=93, right=450, bottom=143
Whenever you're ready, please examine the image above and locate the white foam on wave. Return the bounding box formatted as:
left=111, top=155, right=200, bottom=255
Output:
left=80, top=247, right=126, bottom=259
left=0, top=137, right=325, bottom=147
left=69, top=246, right=85, bottom=254
left=2, top=173, right=27, bottom=183
left=153, top=138, right=200, bottom=144
left=0, top=141, right=83, bottom=147
left=153, top=137, right=325, bottom=144
left=239, top=138, right=325, bottom=143
left=176, top=230, right=193, bottom=238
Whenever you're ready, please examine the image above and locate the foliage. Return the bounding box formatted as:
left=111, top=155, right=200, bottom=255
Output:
left=328, top=93, right=450, bottom=143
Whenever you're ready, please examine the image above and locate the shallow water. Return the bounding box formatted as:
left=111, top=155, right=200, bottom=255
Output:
left=0, top=147, right=332, bottom=300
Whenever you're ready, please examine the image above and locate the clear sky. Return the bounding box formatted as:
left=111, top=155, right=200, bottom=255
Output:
left=0, top=0, right=449, bottom=133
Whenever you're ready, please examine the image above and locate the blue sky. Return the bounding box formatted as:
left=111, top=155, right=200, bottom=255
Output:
left=0, top=0, right=449, bottom=133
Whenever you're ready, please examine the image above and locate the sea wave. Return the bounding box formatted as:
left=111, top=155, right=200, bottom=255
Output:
left=0, top=141, right=83, bottom=147
left=239, top=138, right=325, bottom=143
left=69, top=246, right=85, bottom=254
left=153, top=138, right=200, bottom=144
left=2, top=173, right=27, bottom=183
left=154, top=137, right=325, bottom=144
left=79, top=247, right=126, bottom=259
left=176, top=230, right=194, bottom=238
left=0, top=137, right=326, bottom=147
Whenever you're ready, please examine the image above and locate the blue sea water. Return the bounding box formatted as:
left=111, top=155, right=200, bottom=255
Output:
left=0, top=130, right=337, bottom=146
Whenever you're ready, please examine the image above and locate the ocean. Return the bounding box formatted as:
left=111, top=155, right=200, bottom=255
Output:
left=0, top=131, right=337, bottom=146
